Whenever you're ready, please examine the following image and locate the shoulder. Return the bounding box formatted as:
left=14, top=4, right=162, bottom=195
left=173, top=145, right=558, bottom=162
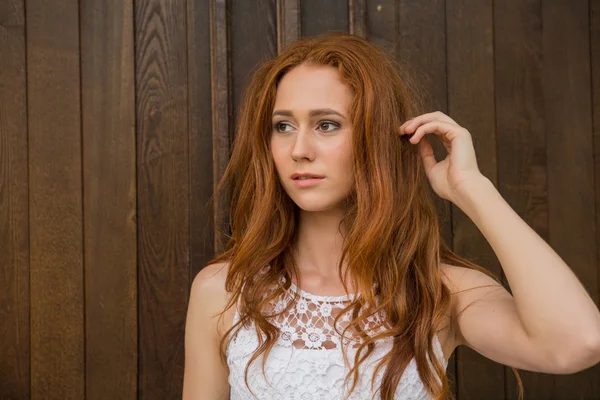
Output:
left=183, top=262, right=232, bottom=399
left=189, top=261, right=233, bottom=337
left=191, top=261, right=229, bottom=299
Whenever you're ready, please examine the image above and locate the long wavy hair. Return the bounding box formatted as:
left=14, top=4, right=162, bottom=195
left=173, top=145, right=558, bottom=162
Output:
left=207, top=31, right=522, bottom=400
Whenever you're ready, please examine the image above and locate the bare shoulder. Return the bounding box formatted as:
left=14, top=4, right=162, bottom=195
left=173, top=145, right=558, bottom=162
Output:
left=190, top=261, right=233, bottom=334
left=183, top=261, right=233, bottom=400
left=192, top=262, right=229, bottom=299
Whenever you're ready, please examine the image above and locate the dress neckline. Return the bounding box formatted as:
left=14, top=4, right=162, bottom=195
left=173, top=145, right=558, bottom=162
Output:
left=288, top=281, right=356, bottom=302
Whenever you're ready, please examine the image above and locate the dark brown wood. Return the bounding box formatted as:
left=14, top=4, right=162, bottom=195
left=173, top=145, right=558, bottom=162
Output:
left=592, top=0, right=600, bottom=359
left=188, top=0, right=215, bottom=277
left=0, top=0, right=30, bottom=398
left=493, top=0, right=548, bottom=399
left=211, top=0, right=231, bottom=253
left=446, top=1, right=506, bottom=399
left=80, top=1, right=137, bottom=399
left=533, top=0, right=599, bottom=396
left=365, top=0, right=397, bottom=53
left=277, top=0, right=300, bottom=52
left=396, top=0, right=455, bottom=395
left=1, top=1, right=599, bottom=398
left=348, top=0, right=366, bottom=38
left=26, top=0, right=85, bottom=398
left=396, top=0, right=452, bottom=246
left=300, top=0, right=348, bottom=37
left=231, top=0, right=277, bottom=128
left=135, top=0, right=190, bottom=398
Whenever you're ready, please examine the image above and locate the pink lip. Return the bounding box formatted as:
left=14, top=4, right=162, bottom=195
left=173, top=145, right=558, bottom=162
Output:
left=292, top=177, right=324, bottom=187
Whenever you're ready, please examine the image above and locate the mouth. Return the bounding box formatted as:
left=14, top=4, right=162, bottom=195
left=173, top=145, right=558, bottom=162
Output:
left=290, top=173, right=325, bottom=180
left=290, top=174, right=325, bottom=187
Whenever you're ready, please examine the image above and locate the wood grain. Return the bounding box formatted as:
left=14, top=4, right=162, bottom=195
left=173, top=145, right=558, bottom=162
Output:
left=135, top=0, right=190, bottom=398
left=493, top=0, right=548, bottom=398
left=210, top=0, right=231, bottom=253
left=523, top=0, right=599, bottom=396
left=300, top=0, right=348, bottom=37
left=231, top=0, right=277, bottom=131
left=26, top=0, right=85, bottom=398
left=0, top=0, right=30, bottom=398
left=188, top=0, right=215, bottom=277
left=277, top=0, right=300, bottom=52
left=592, top=0, right=600, bottom=359
left=446, top=1, right=506, bottom=399
left=81, top=1, right=137, bottom=399
left=365, top=0, right=397, bottom=53
left=348, top=0, right=366, bottom=38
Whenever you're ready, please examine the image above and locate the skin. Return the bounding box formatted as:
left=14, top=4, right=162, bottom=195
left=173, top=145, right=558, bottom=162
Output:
left=182, top=63, right=600, bottom=399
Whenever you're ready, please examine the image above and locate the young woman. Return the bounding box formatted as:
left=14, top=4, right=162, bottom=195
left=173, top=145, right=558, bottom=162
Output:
left=182, top=32, right=600, bottom=400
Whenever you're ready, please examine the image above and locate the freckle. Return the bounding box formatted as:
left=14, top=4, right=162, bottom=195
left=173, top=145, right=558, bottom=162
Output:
left=377, top=4, right=382, bottom=11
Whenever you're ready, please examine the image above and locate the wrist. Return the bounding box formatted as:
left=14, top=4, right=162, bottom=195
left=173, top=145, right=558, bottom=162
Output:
left=451, top=175, right=498, bottom=213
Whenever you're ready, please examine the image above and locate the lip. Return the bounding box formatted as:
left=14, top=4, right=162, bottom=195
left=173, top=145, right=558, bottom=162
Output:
left=290, top=172, right=325, bottom=180
left=292, top=177, right=324, bottom=187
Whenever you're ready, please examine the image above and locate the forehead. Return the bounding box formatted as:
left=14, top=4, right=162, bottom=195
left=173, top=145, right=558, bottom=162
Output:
left=273, top=64, right=353, bottom=111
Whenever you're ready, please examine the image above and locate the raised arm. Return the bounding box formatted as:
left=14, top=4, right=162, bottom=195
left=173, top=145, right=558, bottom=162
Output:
left=447, top=178, right=600, bottom=374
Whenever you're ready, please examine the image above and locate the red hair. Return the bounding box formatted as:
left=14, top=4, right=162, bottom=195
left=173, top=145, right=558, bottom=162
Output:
left=208, top=31, right=522, bottom=400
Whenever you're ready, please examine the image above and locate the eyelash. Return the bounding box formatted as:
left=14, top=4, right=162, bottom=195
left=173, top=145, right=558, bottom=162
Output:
left=273, top=121, right=340, bottom=133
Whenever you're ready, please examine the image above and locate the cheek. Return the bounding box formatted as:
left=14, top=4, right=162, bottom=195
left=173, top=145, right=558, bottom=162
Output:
left=270, top=142, right=286, bottom=174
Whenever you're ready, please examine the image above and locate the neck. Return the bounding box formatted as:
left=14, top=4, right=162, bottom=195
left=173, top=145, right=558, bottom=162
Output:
left=293, top=207, right=348, bottom=281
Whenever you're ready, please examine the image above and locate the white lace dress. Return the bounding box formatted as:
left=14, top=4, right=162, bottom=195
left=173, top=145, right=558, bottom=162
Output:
left=226, top=281, right=448, bottom=400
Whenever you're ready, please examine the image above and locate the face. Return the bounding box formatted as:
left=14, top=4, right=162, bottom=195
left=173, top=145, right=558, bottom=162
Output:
left=270, top=63, right=354, bottom=213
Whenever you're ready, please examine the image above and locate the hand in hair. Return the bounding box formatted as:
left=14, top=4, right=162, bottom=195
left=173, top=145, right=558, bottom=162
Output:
left=399, top=111, right=485, bottom=203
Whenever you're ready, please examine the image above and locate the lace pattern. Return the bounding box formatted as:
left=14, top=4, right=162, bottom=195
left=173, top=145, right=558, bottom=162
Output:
left=226, top=281, right=447, bottom=400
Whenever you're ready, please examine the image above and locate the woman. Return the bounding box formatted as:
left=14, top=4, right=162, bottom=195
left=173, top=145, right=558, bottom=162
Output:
left=182, top=32, right=600, bottom=400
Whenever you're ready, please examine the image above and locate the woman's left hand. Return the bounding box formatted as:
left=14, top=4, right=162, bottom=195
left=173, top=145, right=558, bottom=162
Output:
left=399, top=111, right=486, bottom=203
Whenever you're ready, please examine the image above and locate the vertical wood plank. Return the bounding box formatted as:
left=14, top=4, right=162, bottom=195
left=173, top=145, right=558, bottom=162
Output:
left=277, top=0, right=300, bottom=52
left=396, top=0, right=456, bottom=395
left=364, top=1, right=396, bottom=53
left=81, top=1, right=137, bottom=399
left=210, top=0, right=231, bottom=253
left=300, top=0, right=348, bottom=37
left=446, top=1, right=505, bottom=399
left=26, top=0, right=84, bottom=398
left=397, top=0, right=451, bottom=242
left=348, top=0, right=366, bottom=38
left=0, top=0, right=30, bottom=398
left=188, top=0, right=215, bottom=276
left=231, top=0, right=277, bottom=124
left=592, top=0, right=600, bottom=360
left=522, top=0, right=599, bottom=396
left=493, top=0, right=548, bottom=399
left=135, top=0, right=190, bottom=398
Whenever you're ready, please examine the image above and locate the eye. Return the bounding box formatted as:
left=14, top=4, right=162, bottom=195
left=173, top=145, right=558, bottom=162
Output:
left=318, top=121, right=340, bottom=132
left=273, top=122, right=293, bottom=133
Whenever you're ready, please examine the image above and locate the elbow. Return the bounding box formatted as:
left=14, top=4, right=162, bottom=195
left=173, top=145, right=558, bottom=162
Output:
left=553, top=332, right=600, bottom=374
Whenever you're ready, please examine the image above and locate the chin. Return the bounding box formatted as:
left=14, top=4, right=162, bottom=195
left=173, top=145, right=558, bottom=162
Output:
left=290, top=196, right=345, bottom=213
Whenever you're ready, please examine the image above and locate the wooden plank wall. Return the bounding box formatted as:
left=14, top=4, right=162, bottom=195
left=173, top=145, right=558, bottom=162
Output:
left=0, top=0, right=599, bottom=399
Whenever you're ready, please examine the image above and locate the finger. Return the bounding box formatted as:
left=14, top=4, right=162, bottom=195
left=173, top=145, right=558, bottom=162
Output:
left=418, top=136, right=437, bottom=174
left=402, top=111, right=458, bottom=134
left=398, top=119, right=414, bottom=135
left=410, top=120, right=469, bottom=146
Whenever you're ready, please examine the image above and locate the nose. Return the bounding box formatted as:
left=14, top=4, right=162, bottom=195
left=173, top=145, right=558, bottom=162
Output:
left=291, top=127, right=315, bottom=162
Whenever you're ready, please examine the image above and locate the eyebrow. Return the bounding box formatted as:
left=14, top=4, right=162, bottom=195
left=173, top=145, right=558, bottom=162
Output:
left=272, top=108, right=347, bottom=119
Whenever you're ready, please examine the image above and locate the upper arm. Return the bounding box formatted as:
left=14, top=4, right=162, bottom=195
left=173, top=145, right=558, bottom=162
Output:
left=182, top=262, right=231, bottom=400
left=442, top=264, right=561, bottom=374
